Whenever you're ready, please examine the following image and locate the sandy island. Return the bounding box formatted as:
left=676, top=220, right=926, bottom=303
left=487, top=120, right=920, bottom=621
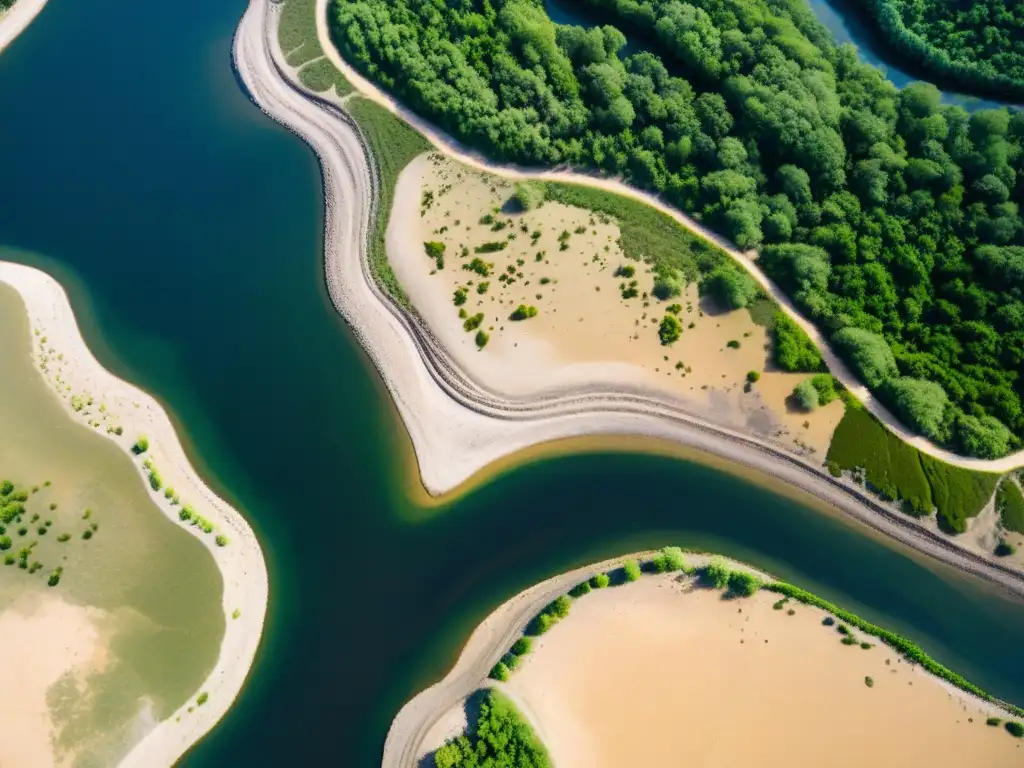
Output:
left=0, top=262, right=269, bottom=767
left=233, top=0, right=1024, bottom=604
left=404, top=557, right=1023, bottom=768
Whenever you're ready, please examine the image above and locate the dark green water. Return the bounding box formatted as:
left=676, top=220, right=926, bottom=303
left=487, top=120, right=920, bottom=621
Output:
left=2, top=1, right=1024, bottom=766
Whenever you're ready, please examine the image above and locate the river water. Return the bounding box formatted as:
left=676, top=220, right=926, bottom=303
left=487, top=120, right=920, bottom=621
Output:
left=0, top=0, right=1022, bottom=765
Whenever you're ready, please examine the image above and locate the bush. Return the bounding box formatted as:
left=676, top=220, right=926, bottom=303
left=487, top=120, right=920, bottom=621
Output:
left=864, top=676, right=874, bottom=687
left=569, top=580, right=591, bottom=598
left=884, top=378, right=949, bottom=442
left=832, top=328, right=899, bottom=389
left=148, top=469, right=163, bottom=491
left=197, top=692, right=209, bottom=706
left=810, top=373, right=837, bottom=405
left=771, top=313, right=823, bottom=372
left=475, top=331, right=490, bottom=349
left=746, top=370, right=760, bottom=384
left=453, top=287, right=467, bottom=306
left=510, top=304, right=538, bottom=321
left=488, top=661, right=510, bottom=682
left=700, top=264, right=759, bottom=309
left=0, top=536, right=9, bottom=550
left=179, top=505, right=195, bottom=522
left=997, top=479, right=1024, bottom=534
left=590, top=572, right=610, bottom=589
left=549, top=595, right=572, bottom=618
left=513, top=181, right=546, bottom=210
left=131, top=437, right=149, bottom=455
left=463, top=313, right=484, bottom=332
left=956, top=414, right=1013, bottom=459
left=658, top=314, right=682, bottom=345
left=793, top=379, right=819, bottom=411
left=622, top=559, right=642, bottom=582
left=1007, top=721, right=1024, bottom=738
left=987, top=717, right=1002, bottom=726
left=702, top=558, right=731, bottom=588
left=652, top=267, right=683, bottom=300
left=728, top=571, right=761, bottom=596
left=661, top=546, right=687, bottom=572
left=215, top=535, right=229, bottom=547
left=511, top=637, right=532, bottom=656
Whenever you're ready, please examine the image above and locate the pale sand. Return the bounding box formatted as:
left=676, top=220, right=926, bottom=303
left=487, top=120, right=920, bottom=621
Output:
left=0, top=0, right=48, bottom=54
left=236, top=0, right=1022, bottom=616
left=506, top=576, right=1022, bottom=768
left=311, top=0, right=1024, bottom=475
left=391, top=154, right=843, bottom=456
left=0, top=262, right=269, bottom=768
left=0, top=591, right=106, bottom=767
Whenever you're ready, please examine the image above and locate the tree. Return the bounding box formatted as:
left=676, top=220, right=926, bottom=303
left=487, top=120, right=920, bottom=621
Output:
left=957, top=414, right=1012, bottom=459
left=659, top=314, right=682, bottom=344
left=832, top=328, right=899, bottom=389
left=793, top=379, right=819, bottom=410
left=701, top=265, right=759, bottom=309
left=772, top=314, right=823, bottom=372
left=661, top=546, right=687, bottom=571
left=728, top=571, right=761, bottom=596
left=590, top=572, right=611, bottom=588
left=131, top=437, right=149, bottom=455
left=810, top=374, right=837, bottom=404
left=884, top=378, right=949, bottom=441
left=652, top=266, right=683, bottom=299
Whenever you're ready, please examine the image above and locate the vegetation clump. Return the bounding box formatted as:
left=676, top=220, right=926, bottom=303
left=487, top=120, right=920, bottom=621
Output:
left=996, top=479, right=1024, bottom=534
left=658, top=314, right=682, bottom=345
left=701, top=558, right=731, bottom=589
left=513, top=181, right=546, bottom=210
left=433, top=689, right=551, bottom=768
left=131, top=436, right=149, bottom=455
left=727, top=570, right=761, bottom=597
left=510, top=304, right=538, bottom=321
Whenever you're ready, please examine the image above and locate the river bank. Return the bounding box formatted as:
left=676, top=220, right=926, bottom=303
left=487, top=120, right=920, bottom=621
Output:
left=0, top=0, right=47, bottom=54
left=397, top=552, right=1024, bottom=767
left=0, top=261, right=269, bottom=768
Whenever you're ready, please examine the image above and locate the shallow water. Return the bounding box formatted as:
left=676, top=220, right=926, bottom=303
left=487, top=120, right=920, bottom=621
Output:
left=0, top=282, right=223, bottom=762
left=0, top=1, right=1023, bottom=767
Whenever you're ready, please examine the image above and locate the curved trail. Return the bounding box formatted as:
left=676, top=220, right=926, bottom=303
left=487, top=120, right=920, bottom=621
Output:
left=310, top=0, right=1024, bottom=474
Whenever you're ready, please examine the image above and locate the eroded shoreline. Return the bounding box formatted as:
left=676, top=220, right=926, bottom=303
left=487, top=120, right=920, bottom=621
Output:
left=0, top=262, right=269, bottom=768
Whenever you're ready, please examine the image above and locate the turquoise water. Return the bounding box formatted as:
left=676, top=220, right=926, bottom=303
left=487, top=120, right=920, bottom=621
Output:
left=0, top=1, right=1022, bottom=766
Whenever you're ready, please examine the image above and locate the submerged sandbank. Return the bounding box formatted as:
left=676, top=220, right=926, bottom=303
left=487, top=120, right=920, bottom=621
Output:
left=0, top=261, right=268, bottom=767
left=508, top=576, right=1021, bottom=767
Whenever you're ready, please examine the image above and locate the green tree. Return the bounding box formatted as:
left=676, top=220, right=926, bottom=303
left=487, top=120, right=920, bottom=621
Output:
left=793, top=379, right=819, bottom=411
left=884, top=378, right=949, bottom=441
left=700, top=265, right=759, bottom=309
left=659, top=314, right=682, bottom=345
left=702, top=558, right=730, bottom=588
left=623, top=559, right=641, bottom=582
left=832, top=328, right=899, bottom=389
left=661, top=546, right=687, bottom=571
left=728, top=570, right=761, bottom=596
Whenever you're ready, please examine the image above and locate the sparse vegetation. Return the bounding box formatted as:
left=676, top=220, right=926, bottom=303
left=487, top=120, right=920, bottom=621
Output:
left=131, top=436, right=149, bottom=455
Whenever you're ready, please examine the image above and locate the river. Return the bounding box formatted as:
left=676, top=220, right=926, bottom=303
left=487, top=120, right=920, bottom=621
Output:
left=0, top=0, right=1022, bottom=766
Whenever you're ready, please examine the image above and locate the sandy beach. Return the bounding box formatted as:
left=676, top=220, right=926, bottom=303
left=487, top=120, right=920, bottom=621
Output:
left=0, top=262, right=269, bottom=768
left=506, top=576, right=1022, bottom=767
left=0, top=0, right=48, bottom=55
left=390, top=153, right=844, bottom=457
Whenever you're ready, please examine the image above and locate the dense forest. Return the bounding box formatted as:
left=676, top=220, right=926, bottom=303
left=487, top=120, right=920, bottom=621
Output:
left=859, top=0, right=1024, bottom=97
left=330, top=0, right=1024, bottom=458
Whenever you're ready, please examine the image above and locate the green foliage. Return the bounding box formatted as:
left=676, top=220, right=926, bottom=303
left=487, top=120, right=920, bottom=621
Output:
left=793, top=379, right=819, bottom=411
left=727, top=570, right=761, bottom=596
left=568, top=580, right=592, bottom=598
left=131, top=436, right=149, bottom=455
left=832, top=328, right=899, bottom=390
left=475, top=331, right=490, bottom=349
left=766, top=582, right=1024, bottom=718
left=622, top=559, right=641, bottom=582
left=658, top=314, right=682, bottom=345
left=346, top=97, right=431, bottom=309
left=514, top=182, right=546, bottom=210
left=474, top=241, right=507, bottom=254
left=463, top=313, right=485, bottom=332
left=278, top=0, right=324, bottom=66
left=700, top=265, right=759, bottom=309
left=215, top=534, right=229, bottom=547
left=884, top=378, right=949, bottom=442
left=425, top=240, right=446, bottom=263
left=488, top=661, right=511, bottom=682
left=956, top=414, right=1014, bottom=460
left=464, top=258, right=493, bottom=277
left=987, top=717, right=1002, bottom=727
left=0, top=536, right=10, bottom=551
left=511, top=637, right=532, bottom=656
left=297, top=57, right=352, bottom=96
left=864, top=676, right=874, bottom=688
left=661, top=546, right=686, bottom=572
left=771, top=313, right=823, bottom=373
left=702, top=558, right=731, bottom=588
left=810, top=373, right=837, bottom=405
left=510, top=304, right=538, bottom=321
left=746, top=370, right=760, bottom=383
left=997, top=480, right=1024, bottom=534
left=1007, top=721, right=1024, bottom=738
left=652, top=267, right=683, bottom=300
left=590, top=572, right=610, bottom=589
left=433, top=689, right=551, bottom=768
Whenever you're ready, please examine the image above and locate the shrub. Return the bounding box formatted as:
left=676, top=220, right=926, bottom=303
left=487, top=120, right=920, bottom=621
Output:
left=488, top=662, right=511, bottom=682
left=884, top=377, right=949, bottom=441
left=987, top=717, right=1002, bottom=726
left=728, top=571, right=761, bottom=596
left=841, top=635, right=859, bottom=645
left=652, top=267, right=683, bottom=300
left=215, top=535, right=229, bottom=547
left=0, top=481, right=12, bottom=495
left=590, top=572, right=610, bottom=589
left=57, top=533, right=70, bottom=543
left=549, top=595, right=572, bottom=618
left=474, top=241, right=507, bottom=254
left=957, top=414, right=1013, bottom=459
left=82, top=530, right=93, bottom=540
left=424, top=241, right=446, bottom=261
left=832, top=327, right=899, bottom=389
left=997, top=479, right=1024, bottom=534
left=149, top=469, right=163, bottom=491
left=659, top=314, right=682, bottom=345
left=823, top=616, right=835, bottom=626
left=569, top=580, right=591, bottom=598
left=0, top=536, right=9, bottom=550
left=810, top=373, right=838, bottom=404
left=131, top=437, right=149, bottom=455
left=513, top=181, right=546, bottom=210
left=475, top=331, right=489, bottom=349
left=700, top=264, right=759, bottom=309
left=510, top=304, right=538, bottom=321
left=1006, top=721, right=1024, bottom=738
left=511, top=637, right=532, bottom=656
left=463, top=313, right=484, bottom=332
left=726, top=339, right=740, bottom=349
left=179, top=505, right=195, bottom=522
left=661, top=546, right=687, bottom=572
left=793, top=379, right=819, bottom=411
left=48, top=567, right=62, bottom=587
left=197, top=692, right=209, bottom=706
left=614, top=264, right=635, bottom=278
left=771, top=313, right=823, bottom=372
left=453, top=287, right=467, bottom=306
left=864, top=676, right=874, bottom=688
left=623, top=559, right=642, bottom=582
left=746, top=370, right=760, bottom=383
left=702, top=559, right=731, bottom=588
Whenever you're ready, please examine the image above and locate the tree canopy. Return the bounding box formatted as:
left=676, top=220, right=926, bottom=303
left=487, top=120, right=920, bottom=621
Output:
left=331, top=0, right=1024, bottom=457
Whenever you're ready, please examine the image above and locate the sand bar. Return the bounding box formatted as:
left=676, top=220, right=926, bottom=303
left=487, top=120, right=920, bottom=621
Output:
left=0, top=0, right=48, bottom=55
left=506, top=575, right=1022, bottom=767
left=0, top=262, right=269, bottom=767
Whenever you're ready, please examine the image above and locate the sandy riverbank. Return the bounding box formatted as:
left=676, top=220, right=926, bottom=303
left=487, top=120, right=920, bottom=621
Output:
left=0, top=0, right=48, bottom=54
left=389, top=153, right=843, bottom=457
left=0, top=262, right=269, bottom=767
left=505, top=576, right=1021, bottom=767
left=236, top=0, right=1024, bottom=604
left=310, top=0, right=1024, bottom=475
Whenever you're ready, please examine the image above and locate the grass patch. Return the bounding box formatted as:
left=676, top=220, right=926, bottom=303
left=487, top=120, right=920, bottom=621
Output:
left=298, top=57, right=352, bottom=96
left=278, top=0, right=323, bottom=67
left=920, top=453, right=1001, bottom=534
left=543, top=183, right=726, bottom=281
left=346, top=98, right=431, bottom=308
left=746, top=297, right=776, bottom=327
left=765, top=582, right=1024, bottom=717
left=997, top=478, right=1024, bottom=534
